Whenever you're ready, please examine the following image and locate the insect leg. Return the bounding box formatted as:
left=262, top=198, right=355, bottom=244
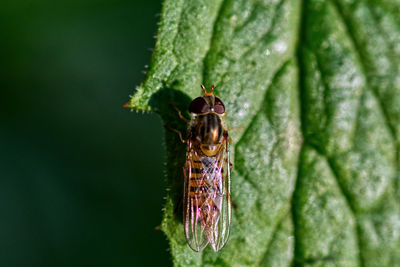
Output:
left=169, top=102, right=190, bottom=123
left=163, top=125, right=187, bottom=143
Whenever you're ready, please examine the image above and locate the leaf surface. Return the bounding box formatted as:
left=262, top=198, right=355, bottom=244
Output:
left=126, top=0, right=400, bottom=266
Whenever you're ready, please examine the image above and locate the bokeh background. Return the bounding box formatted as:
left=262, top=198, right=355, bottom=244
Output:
left=0, top=0, right=171, bottom=265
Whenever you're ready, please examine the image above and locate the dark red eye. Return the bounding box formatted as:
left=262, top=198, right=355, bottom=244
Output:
left=189, top=97, right=209, bottom=114
left=214, top=97, right=225, bottom=114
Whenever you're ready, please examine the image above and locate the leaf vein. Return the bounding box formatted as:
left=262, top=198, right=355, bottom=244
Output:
left=325, top=155, right=364, bottom=267
left=201, top=0, right=231, bottom=85
left=330, top=0, right=398, bottom=167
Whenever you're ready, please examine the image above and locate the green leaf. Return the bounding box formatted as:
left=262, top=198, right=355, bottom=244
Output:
left=126, top=0, right=400, bottom=266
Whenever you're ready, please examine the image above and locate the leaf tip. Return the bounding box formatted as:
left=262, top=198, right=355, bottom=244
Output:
left=124, top=85, right=153, bottom=112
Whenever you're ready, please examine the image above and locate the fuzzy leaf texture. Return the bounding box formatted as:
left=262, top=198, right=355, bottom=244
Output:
left=126, top=0, right=400, bottom=266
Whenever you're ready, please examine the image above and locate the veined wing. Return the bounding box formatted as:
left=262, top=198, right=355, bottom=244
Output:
left=183, top=138, right=231, bottom=252
left=208, top=138, right=231, bottom=251
left=183, top=140, right=210, bottom=252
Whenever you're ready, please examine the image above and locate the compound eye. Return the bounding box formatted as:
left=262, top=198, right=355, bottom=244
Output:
left=214, top=97, right=225, bottom=114
left=189, top=97, right=209, bottom=114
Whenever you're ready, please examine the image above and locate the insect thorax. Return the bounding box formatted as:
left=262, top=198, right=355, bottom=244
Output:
left=190, top=113, right=225, bottom=157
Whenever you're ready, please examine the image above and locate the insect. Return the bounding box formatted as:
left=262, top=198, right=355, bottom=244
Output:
left=170, top=85, right=232, bottom=252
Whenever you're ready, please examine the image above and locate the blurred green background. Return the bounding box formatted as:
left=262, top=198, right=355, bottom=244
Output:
left=0, top=0, right=171, bottom=265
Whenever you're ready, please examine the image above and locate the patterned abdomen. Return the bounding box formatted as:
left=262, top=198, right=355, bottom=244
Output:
left=184, top=130, right=231, bottom=252
left=188, top=153, right=223, bottom=227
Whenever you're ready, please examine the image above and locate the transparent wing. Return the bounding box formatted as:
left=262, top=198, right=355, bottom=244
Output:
left=183, top=141, right=209, bottom=251
left=208, top=138, right=231, bottom=251
left=183, top=138, right=231, bottom=252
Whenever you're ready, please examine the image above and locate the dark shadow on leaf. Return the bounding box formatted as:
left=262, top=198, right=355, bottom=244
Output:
left=149, top=87, right=192, bottom=223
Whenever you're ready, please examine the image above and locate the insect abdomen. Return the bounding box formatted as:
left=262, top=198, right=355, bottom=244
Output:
left=188, top=154, right=222, bottom=225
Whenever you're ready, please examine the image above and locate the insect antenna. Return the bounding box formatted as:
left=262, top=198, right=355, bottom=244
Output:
left=201, top=84, right=215, bottom=96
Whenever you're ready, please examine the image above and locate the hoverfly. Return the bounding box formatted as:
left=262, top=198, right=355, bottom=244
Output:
left=175, top=85, right=232, bottom=252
